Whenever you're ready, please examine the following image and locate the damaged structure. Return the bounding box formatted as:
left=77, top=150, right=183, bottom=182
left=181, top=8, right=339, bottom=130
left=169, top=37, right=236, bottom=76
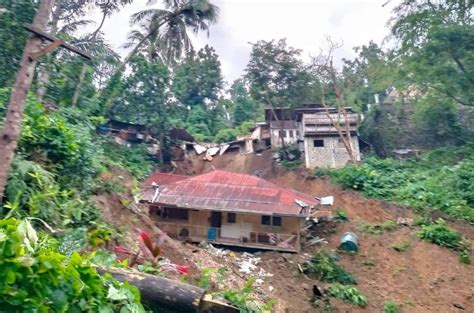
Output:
left=264, top=104, right=361, bottom=168
left=140, top=170, right=323, bottom=252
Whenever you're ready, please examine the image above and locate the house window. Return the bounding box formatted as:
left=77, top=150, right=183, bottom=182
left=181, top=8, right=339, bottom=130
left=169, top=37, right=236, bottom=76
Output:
left=313, top=139, right=324, bottom=147
left=261, top=215, right=282, bottom=226
left=279, top=130, right=285, bottom=138
left=261, top=215, right=271, bottom=225
left=289, top=130, right=294, bottom=138
left=227, top=213, right=236, bottom=223
left=161, top=208, right=188, bottom=220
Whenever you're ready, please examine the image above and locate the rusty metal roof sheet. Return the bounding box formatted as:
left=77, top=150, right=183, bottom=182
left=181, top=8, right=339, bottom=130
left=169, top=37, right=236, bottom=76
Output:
left=141, top=172, right=189, bottom=188
left=141, top=170, right=318, bottom=217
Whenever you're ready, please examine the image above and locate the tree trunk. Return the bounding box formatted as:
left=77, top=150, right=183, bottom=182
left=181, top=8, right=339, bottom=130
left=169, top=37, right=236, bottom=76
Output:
left=36, top=1, right=61, bottom=102
left=98, top=267, right=239, bottom=313
left=326, top=61, right=357, bottom=164
left=0, top=0, right=56, bottom=201
left=71, top=65, right=87, bottom=106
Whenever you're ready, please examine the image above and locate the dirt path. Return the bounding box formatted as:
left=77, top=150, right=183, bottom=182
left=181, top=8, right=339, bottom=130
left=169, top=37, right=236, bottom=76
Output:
left=173, top=151, right=474, bottom=312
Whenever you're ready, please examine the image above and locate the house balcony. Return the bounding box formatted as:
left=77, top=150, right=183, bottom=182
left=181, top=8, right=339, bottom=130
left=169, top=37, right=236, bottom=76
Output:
left=156, top=222, right=301, bottom=252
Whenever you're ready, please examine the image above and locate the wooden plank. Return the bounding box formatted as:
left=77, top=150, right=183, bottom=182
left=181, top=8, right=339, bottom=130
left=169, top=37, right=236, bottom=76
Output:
left=23, top=23, right=92, bottom=59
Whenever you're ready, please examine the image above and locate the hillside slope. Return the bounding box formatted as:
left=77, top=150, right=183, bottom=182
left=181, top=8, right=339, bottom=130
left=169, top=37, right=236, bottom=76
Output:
left=172, top=150, right=474, bottom=312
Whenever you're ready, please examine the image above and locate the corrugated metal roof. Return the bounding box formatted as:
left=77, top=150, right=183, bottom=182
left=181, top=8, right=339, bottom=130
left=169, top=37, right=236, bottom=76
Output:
left=141, top=172, right=189, bottom=188
left=141, top=170, right=318, bottom=217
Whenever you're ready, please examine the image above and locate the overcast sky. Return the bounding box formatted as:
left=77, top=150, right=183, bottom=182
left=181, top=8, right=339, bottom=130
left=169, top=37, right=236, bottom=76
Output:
left=92, top=0, right=396, bottom=83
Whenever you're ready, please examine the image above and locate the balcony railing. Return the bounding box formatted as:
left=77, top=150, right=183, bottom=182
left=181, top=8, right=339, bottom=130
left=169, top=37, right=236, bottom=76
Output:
left=157, top=222, right=301, bottom=252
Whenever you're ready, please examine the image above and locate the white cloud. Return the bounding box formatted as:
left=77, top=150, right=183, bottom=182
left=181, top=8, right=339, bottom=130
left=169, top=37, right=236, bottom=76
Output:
left=90, top=0, right=397, bottom=82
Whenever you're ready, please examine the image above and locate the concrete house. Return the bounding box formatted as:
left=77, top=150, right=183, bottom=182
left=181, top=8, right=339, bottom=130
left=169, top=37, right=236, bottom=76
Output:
left=296, top=106, right=361, bottom=168
left=140, top=170, right=320, bottom=252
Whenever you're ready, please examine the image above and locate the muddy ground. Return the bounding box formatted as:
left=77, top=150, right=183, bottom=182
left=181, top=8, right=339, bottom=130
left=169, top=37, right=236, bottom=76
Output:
left=99, top=149, right=474, bottom=312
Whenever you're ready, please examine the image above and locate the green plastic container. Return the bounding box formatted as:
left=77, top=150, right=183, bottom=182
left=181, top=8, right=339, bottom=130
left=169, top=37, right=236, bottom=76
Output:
left=340, top=232, right=358, bottom=252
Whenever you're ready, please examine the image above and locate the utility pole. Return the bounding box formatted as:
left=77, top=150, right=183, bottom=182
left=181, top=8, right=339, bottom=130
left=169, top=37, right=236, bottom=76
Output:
left=0, top=0, right=90, bottom=201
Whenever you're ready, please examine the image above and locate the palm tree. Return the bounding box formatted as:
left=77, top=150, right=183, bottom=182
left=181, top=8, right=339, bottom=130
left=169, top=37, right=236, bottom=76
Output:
left=128, top=0, right=218, bottom=67
left=103, top=0, right=219, bottom=108
left=128, top=0, right=218, bottom=66
left=123, top=19, right=165, bottom=63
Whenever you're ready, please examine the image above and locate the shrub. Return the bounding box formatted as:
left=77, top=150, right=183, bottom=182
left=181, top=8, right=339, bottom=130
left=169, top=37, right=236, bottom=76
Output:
left=0, top=218, right=144, bottom=312
left=279, top=159, right=302, bottom=171
left=100, top=139, right=154, bottom=180
left=328, top=284, right=368, bottom=307
left=382, top=301, right=401, bottom=313
left=306, top=251, right=357, bottom=285
left=4, top=157, right=100, bottom=227
left=418, top=219, right=464, bottom=249
left=334, top=209, right=349, bottom=222
left=330, top=144, right=474, bottom=224
left=418, top=219, right=471, bottom=263
left=313, top=167, right=332, bottom=178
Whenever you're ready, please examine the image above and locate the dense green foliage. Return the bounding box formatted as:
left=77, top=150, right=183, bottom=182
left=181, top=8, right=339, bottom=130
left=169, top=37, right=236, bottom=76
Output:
left=0, top=0, right=37, bottom=88
left=0, top=218, right=144, bottom=312
left=0, top=89, right=153, bottom=227
left=330, top=143, right=474, bottom=223
left=417, top=219, right=471, bottom=264
left=327, top=284, right=368, bottom=307
left=306, top=251, right=357, bottom=285
left=245, top=39, right=317, bottom=107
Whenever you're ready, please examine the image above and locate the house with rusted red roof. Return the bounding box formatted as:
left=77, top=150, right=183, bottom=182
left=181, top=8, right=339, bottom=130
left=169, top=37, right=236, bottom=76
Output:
left=140, top=170, right=321, bottom=252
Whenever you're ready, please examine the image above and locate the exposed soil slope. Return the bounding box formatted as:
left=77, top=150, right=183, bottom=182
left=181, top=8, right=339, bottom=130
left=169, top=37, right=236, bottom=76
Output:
left=172, top=150, right=474, bottom=312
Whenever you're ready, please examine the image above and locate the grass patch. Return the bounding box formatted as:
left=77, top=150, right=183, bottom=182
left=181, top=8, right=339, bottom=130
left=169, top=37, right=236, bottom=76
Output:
left=382, top=301, right=401, bottom=313
left=358, top=220, right=398, bottom=234
left=392, top=242, right=412, bottom=252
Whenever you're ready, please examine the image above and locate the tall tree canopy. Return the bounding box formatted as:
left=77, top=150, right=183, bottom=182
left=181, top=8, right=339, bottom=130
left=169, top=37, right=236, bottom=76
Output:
left=172, top=45, right=224, bottom=108
left=245, top=39, right=315, bottom=107
left=391, top=0, right=473, bottom=106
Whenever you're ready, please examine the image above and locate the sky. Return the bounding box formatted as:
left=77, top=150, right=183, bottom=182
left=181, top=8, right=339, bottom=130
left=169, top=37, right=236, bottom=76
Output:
left=92, top=0, right=396, bottom=83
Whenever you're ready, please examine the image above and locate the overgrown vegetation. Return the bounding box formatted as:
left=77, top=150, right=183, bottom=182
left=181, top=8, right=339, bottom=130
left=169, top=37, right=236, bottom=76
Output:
left=327, top=284, right=368, bottom=308
left=306, top=251, right=357, bottom=285
left=330, top=144, right=474, bottom=223
left=0, top=218, right=144, bottom=312
left=418, top=219, right=471, bottom=264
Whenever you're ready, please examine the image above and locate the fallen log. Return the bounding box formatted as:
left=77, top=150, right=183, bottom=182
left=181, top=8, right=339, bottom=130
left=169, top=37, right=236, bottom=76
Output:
left=98, top=267, right=238, bottom=313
